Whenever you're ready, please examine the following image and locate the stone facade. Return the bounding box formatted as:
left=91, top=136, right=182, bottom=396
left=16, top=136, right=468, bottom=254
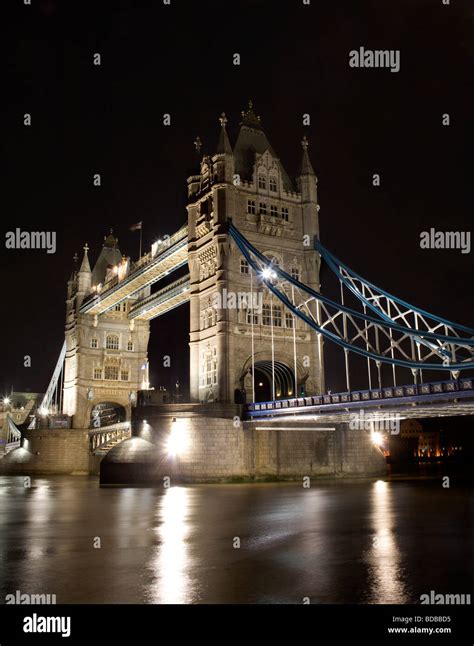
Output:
left=62, top=234, right=150, bottom=429
left=0, top=407, right=386, bottom=480
left=187, top=104, right=324, bottom=405
left=0, top=429, right=90, bottom=475
left=126, top=404, right=386, bottom=482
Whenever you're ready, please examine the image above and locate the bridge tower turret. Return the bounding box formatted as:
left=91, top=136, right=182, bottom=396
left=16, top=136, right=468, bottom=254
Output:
left=62, top=232, right=150, bottom=429
left=187, top=103, right=324, bottom=404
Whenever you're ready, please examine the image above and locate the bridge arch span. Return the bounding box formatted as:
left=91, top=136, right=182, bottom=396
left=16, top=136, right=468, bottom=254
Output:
left=89, top=401, right=127, bottom=429
left=239, top=352, right=309, bottom=402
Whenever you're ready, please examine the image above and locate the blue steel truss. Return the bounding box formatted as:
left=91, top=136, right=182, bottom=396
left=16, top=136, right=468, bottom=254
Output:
left=228, top=224, right=474, bottom=373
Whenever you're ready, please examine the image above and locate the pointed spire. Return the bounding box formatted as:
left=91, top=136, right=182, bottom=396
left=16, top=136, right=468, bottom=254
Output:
left=79, top=243, right=91, bottom=273
left=103, top=229, right=119, bottom=248
left=69, top=252, right=79, bottom=283
left=240, top=100, right=262, bottom=128
left=300, top=135, right=315, bottom=175
left=194, top=136, right=202, bottom=155
left=216, top=112, right=232, bottom=154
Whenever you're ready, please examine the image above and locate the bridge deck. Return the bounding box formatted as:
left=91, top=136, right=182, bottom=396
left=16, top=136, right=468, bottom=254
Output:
left=246, top=378, right=474, bottom=421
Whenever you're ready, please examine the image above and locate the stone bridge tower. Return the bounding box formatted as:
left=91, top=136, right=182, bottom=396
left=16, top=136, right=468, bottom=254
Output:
left=187, top=103, right=324, bottom=404
left=62, top=232, right=150, bottom=429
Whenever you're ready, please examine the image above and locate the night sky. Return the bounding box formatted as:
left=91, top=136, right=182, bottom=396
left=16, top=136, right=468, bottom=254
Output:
left=3, top=0, right=472, bottom=398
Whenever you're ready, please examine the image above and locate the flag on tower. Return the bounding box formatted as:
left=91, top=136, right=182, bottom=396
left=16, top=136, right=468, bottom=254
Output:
left=130, top=221, right=142, bottom=231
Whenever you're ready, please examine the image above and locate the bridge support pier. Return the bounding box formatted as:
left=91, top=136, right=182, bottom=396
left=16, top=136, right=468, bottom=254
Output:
left=97, top=404, right=386, bottom=484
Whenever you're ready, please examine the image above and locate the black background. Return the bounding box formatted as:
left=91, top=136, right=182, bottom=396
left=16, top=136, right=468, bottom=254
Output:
left=2, top=0, right=472, bottom=398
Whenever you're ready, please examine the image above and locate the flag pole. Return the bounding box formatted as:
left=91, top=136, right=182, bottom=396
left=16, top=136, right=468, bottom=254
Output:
left=139, top=225, right=143, bottom=259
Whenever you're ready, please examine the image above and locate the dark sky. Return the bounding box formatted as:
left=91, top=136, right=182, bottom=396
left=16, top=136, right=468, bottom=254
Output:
left=2, top=0, right=472, bottom=397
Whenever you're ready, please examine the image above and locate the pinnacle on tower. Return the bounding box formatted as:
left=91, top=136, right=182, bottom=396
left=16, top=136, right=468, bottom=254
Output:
left=240, top=100, right=262, bottom=128
left=103, top=229, right=119, bottom=248
left=79, top=243, right=91, bottom=274
left=194, top=136, right=203, bottom=156
left=299, top=135, right=316, bottom=176
left=216, top=112, right=232, bottom=154
left=69, top=252, right=79, bottom=283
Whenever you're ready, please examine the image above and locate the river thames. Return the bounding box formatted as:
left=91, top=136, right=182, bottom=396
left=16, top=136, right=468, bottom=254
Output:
left=0, top=476, right=471, bottom=604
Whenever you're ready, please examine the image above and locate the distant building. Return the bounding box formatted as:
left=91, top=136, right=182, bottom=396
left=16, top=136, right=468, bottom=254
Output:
left=397, top=419, right=441, bottom=458
left=0, top=392, right=43, bottom=454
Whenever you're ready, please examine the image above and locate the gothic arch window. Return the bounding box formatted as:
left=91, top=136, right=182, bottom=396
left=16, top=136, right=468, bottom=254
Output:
left=212, top=347, right=217, bottom=385
left=106, top=334, right=119, bottom=350
left=104, top=365, right=119, bottom=380
left=262, top=304, right=271, bottom=326
left=258, top=175, right=266, bottom=190
left=240, top=258, right=249, bottom=274
left=273, top=306, right=282, bottom=327
left=206, top=309, right=213, bottom=328
left=269, top=176, right=277, bottom=192
left=91, top=338, right=98, bottom=349
left=127, top=340, right=134, bottom=351
left=291, top=266, right=300, bottom=281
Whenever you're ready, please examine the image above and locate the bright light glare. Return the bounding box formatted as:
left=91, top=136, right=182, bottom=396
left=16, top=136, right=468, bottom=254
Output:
left=3, top=397, right=10, bottom=405
left=261, top=267, right=276, bottom=280
left=371, top=430, right=384, bottom=446
left=39, top=406, right=48, bottom=417
left=166, top=422, right=187, bottom=457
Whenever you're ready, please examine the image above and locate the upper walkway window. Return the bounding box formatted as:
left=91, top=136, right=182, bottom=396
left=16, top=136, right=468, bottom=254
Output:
left=106, top=334, right=119, bottom=350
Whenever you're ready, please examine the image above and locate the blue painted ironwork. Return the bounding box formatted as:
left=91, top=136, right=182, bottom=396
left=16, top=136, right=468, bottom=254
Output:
left=246, top=377, right=474, bottom=417
left=228, top=223, right=474, bottom=371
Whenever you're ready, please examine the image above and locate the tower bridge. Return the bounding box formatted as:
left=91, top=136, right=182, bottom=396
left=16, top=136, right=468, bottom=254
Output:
left=1, top=102, right=473, bottom=481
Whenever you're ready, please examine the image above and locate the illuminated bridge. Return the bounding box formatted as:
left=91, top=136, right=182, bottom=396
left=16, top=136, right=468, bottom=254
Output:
left=28, top=220, right=473, bottom=435
left=3, top=108, right=472, bottom=482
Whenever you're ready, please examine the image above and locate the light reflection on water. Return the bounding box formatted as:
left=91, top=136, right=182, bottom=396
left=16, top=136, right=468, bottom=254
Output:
left=0, top=476, right=470, bottom=604
left=148, top=487, right=195, bottom=604
left=365, top=480, right=409, bottom=603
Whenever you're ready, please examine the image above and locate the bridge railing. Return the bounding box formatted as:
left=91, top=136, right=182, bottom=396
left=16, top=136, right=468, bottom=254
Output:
left=246, top=377, right=473, bottom=413
left=127, top=226, right=188, bottom=277
left=5, top=418, right=22, bottom=453
left=88, top=422, right=131, bottom=454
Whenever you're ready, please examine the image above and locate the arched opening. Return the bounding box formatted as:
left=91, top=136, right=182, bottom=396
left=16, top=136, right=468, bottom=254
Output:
left=90, top=402, right=126, bottom=429
left=254, top=366, right=272, bottom=402
left=240, top=354, right=309, bottom=404
left=250, top=360, right=296, bottom=403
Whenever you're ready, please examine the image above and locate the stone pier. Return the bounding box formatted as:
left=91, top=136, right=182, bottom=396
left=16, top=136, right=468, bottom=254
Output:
left=100, top=403, right=386, bottom=484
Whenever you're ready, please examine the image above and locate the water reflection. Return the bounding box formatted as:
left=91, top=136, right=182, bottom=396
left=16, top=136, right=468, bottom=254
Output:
left=366, top=480, right=408, bottom=603
left=148, top=487, right=194, bottom=604
left=0, top=477, right=469, bottom=604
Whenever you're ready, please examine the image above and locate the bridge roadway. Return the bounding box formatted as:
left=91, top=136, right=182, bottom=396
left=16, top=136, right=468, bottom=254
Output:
left=245, top=377, right=474, bottom=422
